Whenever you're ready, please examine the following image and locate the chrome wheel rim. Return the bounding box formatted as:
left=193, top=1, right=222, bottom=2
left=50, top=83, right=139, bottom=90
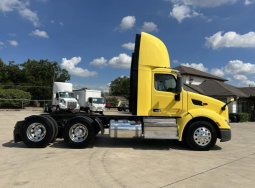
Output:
left=193, top=127, right=211, bottom=146
left=26, top=123, right=46, bottom=142
left=69, top=124, right=88, bottom=143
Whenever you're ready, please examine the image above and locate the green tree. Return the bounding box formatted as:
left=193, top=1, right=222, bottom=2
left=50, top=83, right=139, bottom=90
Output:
left=109, top=76, right=130, bottom=99
left=0, top=59, right=71, bottom=101
left=81, top=87, right=89, bottom=90
left=107, top=97, right=118, bottom=107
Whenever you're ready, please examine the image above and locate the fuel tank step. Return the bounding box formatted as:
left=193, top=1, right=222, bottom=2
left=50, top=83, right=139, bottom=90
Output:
left=144, top=135, right=179, bottom=139
left=143, top=118, right=178, bottom=139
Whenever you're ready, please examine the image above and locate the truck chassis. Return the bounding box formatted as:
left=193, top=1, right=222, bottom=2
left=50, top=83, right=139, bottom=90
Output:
left=13, top=109, right=230, bottom=151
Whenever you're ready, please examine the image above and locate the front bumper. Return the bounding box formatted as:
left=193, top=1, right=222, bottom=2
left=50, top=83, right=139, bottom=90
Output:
left=220, top=129, right=231, bottom=142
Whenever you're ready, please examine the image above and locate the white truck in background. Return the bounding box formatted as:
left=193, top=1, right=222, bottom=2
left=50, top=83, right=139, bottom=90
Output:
left=44, top=82, right=80, bottom=112
left=73, top=89, right=105, bottom=114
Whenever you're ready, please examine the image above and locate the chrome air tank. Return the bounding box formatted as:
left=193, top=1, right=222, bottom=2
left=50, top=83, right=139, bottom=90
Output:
left=109, top=120, right=142, bottom=138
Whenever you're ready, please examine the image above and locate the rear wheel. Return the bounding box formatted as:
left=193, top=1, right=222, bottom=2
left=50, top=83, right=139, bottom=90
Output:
left=185, top=121, right=217, bottom=151
left=21, top=116, right=55, bottom=148
left=44, top=115, right=58, bottom=142
left=64, top=117, right=95, bottom=148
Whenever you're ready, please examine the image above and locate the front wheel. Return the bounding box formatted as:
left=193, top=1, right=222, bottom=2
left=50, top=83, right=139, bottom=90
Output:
left=185, top=121, right=217, bottom=151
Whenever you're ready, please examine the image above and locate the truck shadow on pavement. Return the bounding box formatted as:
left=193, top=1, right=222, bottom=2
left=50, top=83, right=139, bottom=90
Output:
left=49, top=134, right=222, bottom=151
left=3, top=135, right=222, bottom=151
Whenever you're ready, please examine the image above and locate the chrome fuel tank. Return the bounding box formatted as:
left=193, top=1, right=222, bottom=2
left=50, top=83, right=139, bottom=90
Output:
left=109, top=120, right=142, bottom=138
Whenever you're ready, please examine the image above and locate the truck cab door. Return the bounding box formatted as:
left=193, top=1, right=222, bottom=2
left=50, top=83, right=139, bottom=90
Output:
left=151, top=72, right=182, bottom=116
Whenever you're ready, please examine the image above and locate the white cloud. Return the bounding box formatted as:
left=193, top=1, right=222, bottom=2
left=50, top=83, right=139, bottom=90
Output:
left=0, top=0, right=40, bottom=26
left=108, top=53, right=132, bottom=69
left=172, top=59, right=179, bottom=63
left=141, top=22, right=159, bottom=32
left=224, top=60, right=255, bottom=75
left=59, top=22, right=64, bottom=26
left=51, top=20, right=54, bottom=23
left=122, top=42, right=135, bottom=50
left=61, top=57, right=97, bottom=77
left=0, top=0, right=21, bottom=12
left=170, top=4, right=203, bottom=23
left=19, top=8, right=40, bottom=27
left=181, top=63, right=208, bottom=72
left=8, top=33, right=16, bottom=37
left=241, top=80, right=255, bottom=86
left=89, top=57, right=107, bottom=68
left=0, top=41, right=4, bottom=49
left=164, top=0, right=237, bottom=7
left=211, top=68, right=224, bottom=77
left=98, top=83, right=110, bottom=93
left=8, top=40, right=18, bottom=46
left=234, top=75, right=248, bottom=81
left=205, top=31, right=255, bottom=49
left=36, top=0, right=49, bottom=2
left=30, top=30, right=49, bottom=38
left=119, top=16, right=136, bottom=31
left=244, top=0, right=255, bottom=5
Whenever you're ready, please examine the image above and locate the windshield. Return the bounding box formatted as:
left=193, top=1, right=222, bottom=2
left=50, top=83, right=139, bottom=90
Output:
left=59, top=92, right=74, bottom=98
left=92, top=98, right=105, bottom=104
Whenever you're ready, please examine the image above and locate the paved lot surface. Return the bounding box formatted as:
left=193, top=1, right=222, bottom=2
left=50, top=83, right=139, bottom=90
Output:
left=0, top=110, right=255, bottom=188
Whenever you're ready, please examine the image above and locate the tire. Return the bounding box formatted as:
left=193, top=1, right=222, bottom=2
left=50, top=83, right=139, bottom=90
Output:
left=118, top=107, right=122, bottom=111
left=99, top=111, right=103, bottom=115
left=21, top=115, right=55, bottom=148
left=44, top=115, right=58, bottom=142
left=185, top=121, right=217, bottom=151
left=87, top=109, right=91, bottom=114
left=64, top=117, right=95, bottom=148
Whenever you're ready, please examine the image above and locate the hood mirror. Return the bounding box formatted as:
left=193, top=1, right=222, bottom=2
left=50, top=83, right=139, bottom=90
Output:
left=176, top=76, right=182, bottom=93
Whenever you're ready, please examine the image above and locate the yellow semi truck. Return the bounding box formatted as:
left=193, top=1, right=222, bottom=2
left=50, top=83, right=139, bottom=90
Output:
left=13, top=32, right=232, bottom=151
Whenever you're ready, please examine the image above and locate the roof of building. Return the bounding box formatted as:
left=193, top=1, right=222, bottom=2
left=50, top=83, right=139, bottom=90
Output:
left=173, top=65, right=228, bottom=82
left=184, top=80, right=248, bottom=98
left=239, top=87, right=255, bottom=97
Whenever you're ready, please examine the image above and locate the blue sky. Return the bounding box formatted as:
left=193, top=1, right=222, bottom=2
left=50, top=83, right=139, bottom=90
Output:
left=1, top=0, right=255, bottom=91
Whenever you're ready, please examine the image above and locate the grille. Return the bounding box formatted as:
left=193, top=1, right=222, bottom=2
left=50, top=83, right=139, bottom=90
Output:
left=67, top=102, right=77, bottom=108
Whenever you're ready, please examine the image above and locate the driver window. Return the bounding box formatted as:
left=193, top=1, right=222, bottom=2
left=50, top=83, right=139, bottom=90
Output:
left=155, top=74, right=176, bottom=92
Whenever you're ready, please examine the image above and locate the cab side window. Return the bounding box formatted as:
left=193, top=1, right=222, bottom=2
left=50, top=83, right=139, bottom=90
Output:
left=155, top=74, right=176, bottom=92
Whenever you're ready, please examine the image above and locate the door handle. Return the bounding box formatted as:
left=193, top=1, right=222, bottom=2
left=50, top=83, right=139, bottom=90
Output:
left=153, top=109, right=161, bottom=112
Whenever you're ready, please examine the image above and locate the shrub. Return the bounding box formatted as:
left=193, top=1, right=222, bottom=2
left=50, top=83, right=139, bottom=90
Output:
left=0, top=89, right=31, bottom=108
left=230, top=113, right=251, bottom=122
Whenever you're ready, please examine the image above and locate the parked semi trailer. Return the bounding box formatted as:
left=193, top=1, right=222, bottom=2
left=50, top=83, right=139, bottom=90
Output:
left=13, top=32, right=232, bottom=151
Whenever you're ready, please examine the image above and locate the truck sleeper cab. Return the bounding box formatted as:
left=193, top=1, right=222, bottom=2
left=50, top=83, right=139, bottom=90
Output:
left=13, top=32, right=231, bottom=151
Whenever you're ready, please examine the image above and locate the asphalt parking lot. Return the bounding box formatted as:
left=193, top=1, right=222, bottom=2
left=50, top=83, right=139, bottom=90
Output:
left=0, top=110, right=255, bottom=188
